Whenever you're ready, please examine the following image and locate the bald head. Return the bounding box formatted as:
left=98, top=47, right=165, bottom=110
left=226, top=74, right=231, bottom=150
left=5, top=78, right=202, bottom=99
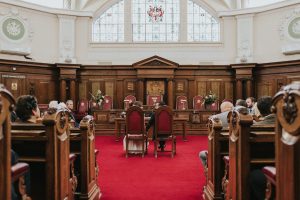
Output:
left=220, top=101, right=233, bottom=112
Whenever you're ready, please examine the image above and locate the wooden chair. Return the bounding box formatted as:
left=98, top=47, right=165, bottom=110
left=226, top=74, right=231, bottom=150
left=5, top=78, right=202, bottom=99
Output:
left=75, top=99, right=89, bottom=121
left=103, top=95, right=113, bottom=110
left=193, top=95, right=203, bottom=111
left=154, top=106, right=176, bottom=158
left=125, top=106, right=147, bottom=158
left=176, top=95, right=188, bottom=110
left=147, top=95, right=163, bottom=106
left=124, top=95, right=136, bottom=110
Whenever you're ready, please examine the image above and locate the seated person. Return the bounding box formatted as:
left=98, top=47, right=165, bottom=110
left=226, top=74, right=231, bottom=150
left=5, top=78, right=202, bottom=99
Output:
left=246, top=97, right=256, bottom=115
left=254, top=96, right=274, bottom=124
left=16, top=95, right=41, bottom=123
left=198, top=101, right=234, bottom=167
left=146, top=101, right=167, bottom=150
left=13, top=95, right=41, bottom=198
left=66, top=100, right=79, bottom=128
left=235, top=99, right=247, bottom=107
left=123, top=101, right=147, bottom=153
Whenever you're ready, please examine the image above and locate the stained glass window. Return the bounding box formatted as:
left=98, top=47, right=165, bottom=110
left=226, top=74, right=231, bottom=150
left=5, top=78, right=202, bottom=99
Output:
left=92, top=0, right=124, bottom=42
left=132, top=0, right=180, bottom=42
left=187, top=0, right=220, bottom=42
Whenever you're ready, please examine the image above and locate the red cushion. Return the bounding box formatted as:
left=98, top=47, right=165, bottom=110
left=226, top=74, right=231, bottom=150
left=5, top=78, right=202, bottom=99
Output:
left=127, top=111, right=143, bottom=132
left=157, top=111, right=171, bottom=132
left=262, top=166, right=276, bottom=184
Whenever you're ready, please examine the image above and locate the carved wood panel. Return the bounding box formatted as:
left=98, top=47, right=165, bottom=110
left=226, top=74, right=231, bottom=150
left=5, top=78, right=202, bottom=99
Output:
left=225, top=82, right=233, bottom=100
left=79, top=81, right=87, bottom=100
left=197, top=81, right=207, bottom=97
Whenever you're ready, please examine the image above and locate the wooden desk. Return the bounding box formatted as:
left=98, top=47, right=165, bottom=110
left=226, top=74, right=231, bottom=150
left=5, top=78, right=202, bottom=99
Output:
left=114, top=117, right=187, bottom=142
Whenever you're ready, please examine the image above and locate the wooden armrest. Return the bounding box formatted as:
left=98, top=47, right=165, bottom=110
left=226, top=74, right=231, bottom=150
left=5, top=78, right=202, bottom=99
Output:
left=11, top=162, right=29, bottom=182
left=262, top=166, right=276, bottom=185
left=69, top=153, right=77, bottom=163
left=223, top=156, right=229, bottom=165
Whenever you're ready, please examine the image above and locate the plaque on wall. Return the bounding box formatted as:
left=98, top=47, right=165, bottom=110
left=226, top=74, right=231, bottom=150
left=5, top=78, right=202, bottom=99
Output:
left=127, top=82, right=134, bottom=91
left=176, top=82, right=184, bottom=91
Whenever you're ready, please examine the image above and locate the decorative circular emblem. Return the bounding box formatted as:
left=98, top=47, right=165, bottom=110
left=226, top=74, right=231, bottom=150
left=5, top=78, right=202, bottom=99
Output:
left=288, top=17, right=300, bottom=39
left=2, top=18, right=25, bottom=41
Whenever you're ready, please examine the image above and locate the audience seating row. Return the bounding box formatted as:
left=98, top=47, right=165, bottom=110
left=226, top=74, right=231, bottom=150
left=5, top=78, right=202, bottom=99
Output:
left=0, top=87, right=101, bottom=200
left=203, top=81, right=300, bottom=200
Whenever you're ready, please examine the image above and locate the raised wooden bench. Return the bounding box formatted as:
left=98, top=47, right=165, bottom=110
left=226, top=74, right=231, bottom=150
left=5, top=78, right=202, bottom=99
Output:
left=11, top=110, right=74, bottom=200
left=70, top=115, right=101, bottom=200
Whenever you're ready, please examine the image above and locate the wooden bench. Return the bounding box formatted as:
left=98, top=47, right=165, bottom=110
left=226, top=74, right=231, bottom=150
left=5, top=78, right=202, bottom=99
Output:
left=70, top=115, right=101, bottom=200
left=262, top=81, right=300, bottom=200
left=11, top=109, right=74, bottom=200
left=227, top=108, right=275, bottom=200
left=203, top=117, right=229, bottom=200
left=0, top=85, right=31, bottom=200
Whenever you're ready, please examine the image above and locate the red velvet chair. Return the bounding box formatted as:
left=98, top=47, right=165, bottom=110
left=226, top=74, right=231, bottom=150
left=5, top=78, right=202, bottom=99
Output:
left=193, top=95, right=203, bottom=111
left=176, top=95, right=188, bottom=110
left=147, top=95, right=163, bottom=106
left=75, top=99, right=89, bottom=122
left=125, top=106, right=147, bottom=158
left=102, top=96, right=113, bottom=110
left=154, top=106, right=176, bottom=158
left=124, top=95, right=136, bottom=110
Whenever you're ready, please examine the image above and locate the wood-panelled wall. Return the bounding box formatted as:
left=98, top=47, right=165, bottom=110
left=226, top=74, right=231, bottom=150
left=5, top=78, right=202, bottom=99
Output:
left=0, top=57, right=300, bottom=108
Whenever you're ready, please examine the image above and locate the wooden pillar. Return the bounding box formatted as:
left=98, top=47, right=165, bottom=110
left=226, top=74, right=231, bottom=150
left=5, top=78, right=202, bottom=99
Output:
left=167, top=79, right=174, bottom=109
left=236, top=79, right=243, bottom=100
left=60, top=79, right=66, bottom=102
left=70, top=79, right=76, bottom=105
left=245, top=79, right=252, bottom=98
left=137, top=79, right=144, bottom=104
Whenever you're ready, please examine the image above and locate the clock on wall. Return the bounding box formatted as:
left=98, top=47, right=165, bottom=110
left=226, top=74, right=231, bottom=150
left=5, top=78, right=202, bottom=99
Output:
left=2, top=17, right=25, bottom=41
left=288, top=17, right=300, bottom=40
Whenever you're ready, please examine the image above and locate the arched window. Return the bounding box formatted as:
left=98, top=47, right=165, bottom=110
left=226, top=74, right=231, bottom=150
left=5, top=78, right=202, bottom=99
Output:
left=187, top=0, right=220, bottom=42
left=132, top=0, right=180, bottom=42
left=92, top=0, right=124, bottom=42
left=92, top=0, right=221, bottom=43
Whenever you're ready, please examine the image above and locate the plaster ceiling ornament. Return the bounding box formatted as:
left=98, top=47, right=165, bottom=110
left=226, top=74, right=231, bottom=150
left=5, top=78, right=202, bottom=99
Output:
left=279, top=7, right=300, bottom=40
left=2, top=17, right=25, bottom=40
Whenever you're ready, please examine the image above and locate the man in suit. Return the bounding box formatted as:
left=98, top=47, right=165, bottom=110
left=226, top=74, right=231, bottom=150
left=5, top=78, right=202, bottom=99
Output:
left=146, top=101, right=167, bottom=150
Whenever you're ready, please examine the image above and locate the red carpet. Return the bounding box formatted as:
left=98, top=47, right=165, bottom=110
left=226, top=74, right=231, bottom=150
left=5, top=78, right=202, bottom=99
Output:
left=95, top=135, right=208, bottom=200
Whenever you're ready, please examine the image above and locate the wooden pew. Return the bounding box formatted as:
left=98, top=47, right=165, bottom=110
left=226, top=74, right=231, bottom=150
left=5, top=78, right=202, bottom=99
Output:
left=11, top=109, right=73, bottom=200
left=70, top=115, right=101, bottom=200
left=227, top=108, right=275, bottom=200
left=203, top=117, right=229, bottom=200
left=0, top=86, right=31, bottom=200
left=262, top=81, right=300, bottom=200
